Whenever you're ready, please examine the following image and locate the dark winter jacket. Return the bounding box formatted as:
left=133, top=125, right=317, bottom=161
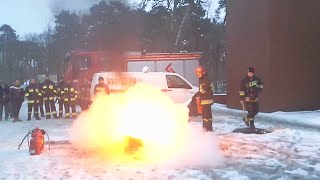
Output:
left=198, top=74, right=214, bottom=105
left=40, top=80, right=57, bottom=100
left=55, top=81, right=65, bottom=99
left=9, top=85, right=24, bottom=103
left=93, top=83, right=109, bottom=95
left=239, top=75, right=264, bottom=102
left=25, top=83, right=42, bottom=103
left=62, top=83, right=78, bottom=102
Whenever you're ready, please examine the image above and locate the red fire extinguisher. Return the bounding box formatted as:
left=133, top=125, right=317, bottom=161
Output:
left=196, top=97, right=202, bottom=114
left=18, top=128, right=50, bottom=155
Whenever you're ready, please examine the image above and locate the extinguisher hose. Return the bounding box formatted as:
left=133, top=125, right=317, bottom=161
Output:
left=45, top=132, right=51, bottom=150
left=17, top=130, right=33, bottom=150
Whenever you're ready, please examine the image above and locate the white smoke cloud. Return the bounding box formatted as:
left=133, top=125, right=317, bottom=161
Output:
left=69, top=83, right=224, bottom=168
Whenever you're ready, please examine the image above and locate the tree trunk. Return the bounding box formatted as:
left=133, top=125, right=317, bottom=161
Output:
left=174, top=0, right=194, bottom=49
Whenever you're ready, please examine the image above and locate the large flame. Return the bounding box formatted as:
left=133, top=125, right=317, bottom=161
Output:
left=70, top=83, right=189, bottom=164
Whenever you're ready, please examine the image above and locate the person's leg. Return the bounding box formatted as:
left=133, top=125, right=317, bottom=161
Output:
left=58, top=100, right=63, bottom=118
left=34, top=102, right=40, bottom=120
left=0, top=103, right=3, bottom=120
left=44, top=100, right=51, bottom=119
left=202, top=104, right=213, bottom=132
left=50, top=100, right=58, bottom=118
left=71, top=102, right=76, bottom=119
left=64, top=101, right=70, bottom=118
left=12, top=101, right=18, bottom=121
left=27, top=102, right=33, bottom=120
left=247, top=103, right=255, bottom=129
left=17, top=101, right=23, bottom=121
left=39, top=100, right=45, bottom=117
left=4, top=102, right=9, bottom=120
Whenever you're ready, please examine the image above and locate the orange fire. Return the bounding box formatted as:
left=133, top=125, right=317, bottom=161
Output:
left=70, top=83, right=190, bottom=164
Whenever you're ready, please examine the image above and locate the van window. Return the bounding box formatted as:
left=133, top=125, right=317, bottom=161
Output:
left=166, top=75, right=192, bottom=89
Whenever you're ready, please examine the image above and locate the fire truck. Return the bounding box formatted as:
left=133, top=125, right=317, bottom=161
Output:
left=63, top=50, right=202, bottom=86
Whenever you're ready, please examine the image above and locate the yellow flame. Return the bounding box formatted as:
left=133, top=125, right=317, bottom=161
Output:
left=70, top=83, right=189, bottom=164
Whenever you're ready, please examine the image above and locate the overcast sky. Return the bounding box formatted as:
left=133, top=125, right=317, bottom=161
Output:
left=0, top=0, right=218, bottom=38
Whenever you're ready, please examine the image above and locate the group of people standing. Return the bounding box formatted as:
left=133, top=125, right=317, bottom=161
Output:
left=0, top=75, right=98, bottom=122
left=194, top=66, right=263, bottom=132
left=0, top=79, right=24, bottom=122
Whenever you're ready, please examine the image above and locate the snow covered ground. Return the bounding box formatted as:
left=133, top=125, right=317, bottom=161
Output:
left=0, top=102, right=319, bottom=179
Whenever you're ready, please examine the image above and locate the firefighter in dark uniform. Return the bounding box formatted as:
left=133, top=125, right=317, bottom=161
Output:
left=41, top=75, right=58, bottom=119
left=195, top=66, right=214, bottom=132
left=62, top=79, right=78, bottom=119
left=79, top=77, right=91, bottom=111
left=93, top=77, right=109, bottom=96
left=36, top=79, right=45, bottom=117
left=55, top=77, right=65, bottom=118
left=25, top=78, right=41, bottom=120
left=239, top=67, right=264, bottom=130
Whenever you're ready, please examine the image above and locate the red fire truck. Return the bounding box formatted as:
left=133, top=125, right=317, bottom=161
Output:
left=63, top=50, right=202, bottom=86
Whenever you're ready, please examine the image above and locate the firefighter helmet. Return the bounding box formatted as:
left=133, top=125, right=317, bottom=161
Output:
left=142, top=66, right=150, bottom=73
left=195, top=66, right=206, bottom=77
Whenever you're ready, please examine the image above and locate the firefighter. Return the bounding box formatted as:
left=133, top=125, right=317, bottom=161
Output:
left=36, top=79, right=45, bottom=117
left=9, top=80, right=24, bottom=122
left=239, top=67, right=264, bottom=130
left=63, top=79, right=78, bottom=119
left=55, top=76, right=65, bottom=118
left=41, top=74, right=58, bottom=119
left=25, top=78, right=41, bottom=120
left=79, top=77, right=91, bottom=111
left=93, top=77, right=109, bottom=96
left=195, top=66, right=214, bottom=132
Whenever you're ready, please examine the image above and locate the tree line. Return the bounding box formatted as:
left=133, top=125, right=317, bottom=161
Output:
left=0, top=0, right=226, bottom=84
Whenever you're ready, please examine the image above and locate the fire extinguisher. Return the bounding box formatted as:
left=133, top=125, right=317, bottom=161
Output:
left=18, top=128, right=50, bottom=155
left=196, top=97, right=202, bottom=114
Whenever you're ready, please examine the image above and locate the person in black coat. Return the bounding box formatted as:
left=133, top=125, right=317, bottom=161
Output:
left=62, top=79, right=78, bottom=119
left=25, top=78, right=41, bottom=120
left=239, top=67, right=264, bottom=130
left=9, top=80, right=24, bottom=122
left=0, top=80, right=10, bottom=121
left=195, top=66, right=214, bottom=132
left=36, top=79, right=45, bottom=117
left=40, top=75, right=58, bottom=119
left=55, top=76, right=65, bottom=118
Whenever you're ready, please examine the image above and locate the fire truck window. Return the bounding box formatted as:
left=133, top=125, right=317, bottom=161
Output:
left=166, top=75, right=192, bottom=89
left=78, top=57, right=90, bottom=70
left=73, top=56, right=90, bottom=77
left=100, top=57, right=112, bottom=71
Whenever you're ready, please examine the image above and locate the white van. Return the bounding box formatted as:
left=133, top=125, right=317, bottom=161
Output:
left=91, top=72, right=198, bottom=104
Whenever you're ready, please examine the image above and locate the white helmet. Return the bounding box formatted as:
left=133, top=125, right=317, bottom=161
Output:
left=142, top=66, right=150, bottom=73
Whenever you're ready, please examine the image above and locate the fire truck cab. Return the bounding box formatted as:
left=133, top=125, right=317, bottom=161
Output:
left=63, top=50, right=202, bottom=87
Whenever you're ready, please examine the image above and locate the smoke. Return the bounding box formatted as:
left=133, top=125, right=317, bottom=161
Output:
left=69, top=83, right=224, bottom=168
left=48, top=0, right=130, bottom=15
